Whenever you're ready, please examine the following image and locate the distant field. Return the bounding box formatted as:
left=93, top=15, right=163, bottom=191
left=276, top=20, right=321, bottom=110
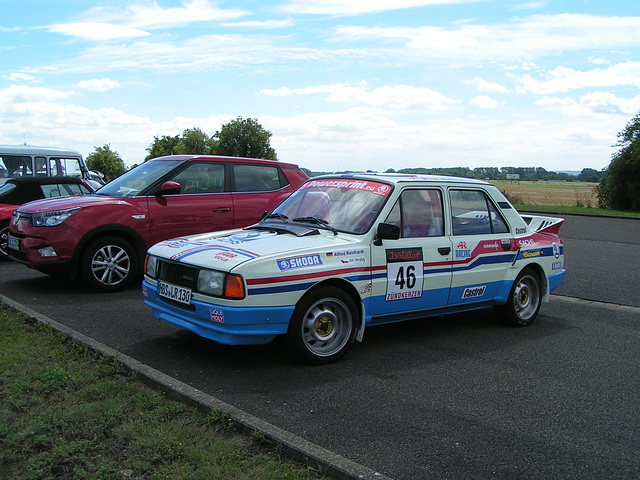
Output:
left=491, top=181, right=598, bottom=207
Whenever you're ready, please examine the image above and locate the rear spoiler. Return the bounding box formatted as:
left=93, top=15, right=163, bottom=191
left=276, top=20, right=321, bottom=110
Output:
left=521, top=215, right=564, bottom=235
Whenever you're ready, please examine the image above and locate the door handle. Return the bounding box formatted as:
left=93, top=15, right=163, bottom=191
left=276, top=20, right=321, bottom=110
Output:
left=438, top=247, right=451, bottom=255
left=212, top=207, right=231, bottom=212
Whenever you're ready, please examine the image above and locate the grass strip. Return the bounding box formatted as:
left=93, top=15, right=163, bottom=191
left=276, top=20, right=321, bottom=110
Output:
left=0, top=302, right=329, bottom=480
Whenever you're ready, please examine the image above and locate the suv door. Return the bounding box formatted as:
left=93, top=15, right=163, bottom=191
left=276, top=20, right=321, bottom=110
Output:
left=147, top=161, right=233, bottom=246
left=230, top=163, right=295, bottom=227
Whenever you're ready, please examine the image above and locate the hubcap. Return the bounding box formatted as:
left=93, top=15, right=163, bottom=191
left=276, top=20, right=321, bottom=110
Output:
left=301, top=298, right=352, bottom=357
left=91, top=245, right=130, bottom=286
left=513, top=274, right=539, bottom=320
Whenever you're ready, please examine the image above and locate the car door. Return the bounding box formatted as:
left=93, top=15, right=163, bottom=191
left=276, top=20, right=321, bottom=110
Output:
left=146, top=161, right=233, bottom=246
left=369, top=188, right=453, bottom=317
left=230, top=163, right=295, bottom=227
left=448, top=188, right=513, bottom=305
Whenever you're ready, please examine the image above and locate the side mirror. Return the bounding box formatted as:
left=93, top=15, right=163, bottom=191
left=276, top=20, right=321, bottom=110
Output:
left=374, top=222, right=400, bottom=246
left=156, top=180, right=181, bottom=196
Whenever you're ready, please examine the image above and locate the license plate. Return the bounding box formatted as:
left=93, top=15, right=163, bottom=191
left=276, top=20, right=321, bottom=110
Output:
left=158, top=281, right=192, bottom=305
left=7, top=235, right=19, bottom=251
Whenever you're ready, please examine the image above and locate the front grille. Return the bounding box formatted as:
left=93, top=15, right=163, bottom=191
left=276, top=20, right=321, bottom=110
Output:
left=157, top=260, right=198, bottom=290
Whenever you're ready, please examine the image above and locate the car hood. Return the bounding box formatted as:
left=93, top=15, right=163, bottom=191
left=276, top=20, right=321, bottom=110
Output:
left=148, top=226, right=365, bottom=272
left=16, top=194, right=127, bottom=213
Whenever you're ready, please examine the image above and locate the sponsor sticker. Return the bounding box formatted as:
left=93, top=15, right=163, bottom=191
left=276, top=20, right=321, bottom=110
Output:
left=385, top=248, right=424, bottom=301
left=462, top=285, right=486, bottom=299
left=301, top=179, right=392, bottom=197
left=522, top=250, right=543, bottom=258
left=552, top=262, right=562, bottom=270
left=515, top=227, right=527, bottom=235
left=552, top=242, right=560, bottom=259
left=277, top=254, right=323, bottom=271
left=210, top=308, right=224, bottom=323
left=455, top=241, right=471, bottom=259
left=518, top=238, right=535, bottom=247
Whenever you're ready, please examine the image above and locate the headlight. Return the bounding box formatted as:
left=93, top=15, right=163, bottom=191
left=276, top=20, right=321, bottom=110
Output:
left=197, top=269, right=226, bottom=296
left=31, top=207, right=80, bottom=227
left=145, top=255, right=159, bottom=278
left=197, top=269, right=245, bottom=299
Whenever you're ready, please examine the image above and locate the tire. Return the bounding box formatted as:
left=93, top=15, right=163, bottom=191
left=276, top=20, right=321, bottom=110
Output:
left=80, top=236, right=138, bottom=293
left=286, top=285, right=358, bottom=365
left=495, top=268, right=542, bottom=327
left=0, top=220, right=10, bottom=261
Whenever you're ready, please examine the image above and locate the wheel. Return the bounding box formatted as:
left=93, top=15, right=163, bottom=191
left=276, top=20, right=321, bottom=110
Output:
left=495, top=268, right=542, bottom=326
left=0, top=220, right=10, bottom=261
left=286, top=285, right=358, bottom=364
left=80, top=236, right=138, bottom=292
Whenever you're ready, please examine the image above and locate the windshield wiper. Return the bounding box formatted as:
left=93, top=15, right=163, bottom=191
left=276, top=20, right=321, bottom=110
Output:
left=263, top=213, right=289, bottom=221
left=293, top=216, right=338, bottom=235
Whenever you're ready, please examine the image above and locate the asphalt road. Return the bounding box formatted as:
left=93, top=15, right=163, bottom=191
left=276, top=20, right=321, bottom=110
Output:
left=1, top=214, right=639, bottom=479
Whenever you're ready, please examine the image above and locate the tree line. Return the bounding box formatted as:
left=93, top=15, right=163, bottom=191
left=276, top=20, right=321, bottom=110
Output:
left=85, top=113, right=640, bottom=212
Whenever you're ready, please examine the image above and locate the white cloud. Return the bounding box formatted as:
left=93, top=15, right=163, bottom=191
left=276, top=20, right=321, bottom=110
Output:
left=281, top=0, right=467, bottom=16
left=80, top=0, right=246, bottom=30
left=469, top=95, right=501, bottom=109
left=0, top=85, right=75, bottom=103
left=3, top=73, right=37, bottom=82
left=75, top=78, right=121, bottom=92
left=261, top=83, right=459, bottom=110
left=45, top=23, right=149, bottom=41
left=537, top=91, right=640, bottom=116
left=466, top=77, right=509, bottom=93
left=515, top=62, right=640, bottom=94
left=333, top=14, right=640, bottom=63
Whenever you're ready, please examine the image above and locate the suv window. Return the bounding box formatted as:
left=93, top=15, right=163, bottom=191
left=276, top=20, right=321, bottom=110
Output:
left=41, top=183, right=91, bottom=198
left=450, top=189, right=509, bottom=235
left=233, top=164, right=282, bottom=192
left=171, top=162, right=225, bottom=194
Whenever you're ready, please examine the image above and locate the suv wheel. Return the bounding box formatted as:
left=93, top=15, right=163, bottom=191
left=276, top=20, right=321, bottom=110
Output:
left=0, top=221, right=10, bottom=261
left=80, top=236, right=138, bottom=292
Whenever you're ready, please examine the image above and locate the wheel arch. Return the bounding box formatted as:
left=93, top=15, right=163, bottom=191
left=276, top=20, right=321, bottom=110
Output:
left=73, top=225, right=147, bottom=275
left=298, top=277, right=365, bottom=336
left=520, top=262, right=549, bottom=303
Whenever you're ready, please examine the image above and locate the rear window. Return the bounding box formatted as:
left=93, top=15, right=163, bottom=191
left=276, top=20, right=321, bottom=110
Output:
left=233, top=164, right=282, bottom=192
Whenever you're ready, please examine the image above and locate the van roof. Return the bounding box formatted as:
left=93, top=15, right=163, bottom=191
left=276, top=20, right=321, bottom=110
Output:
left=0, top=145, right=83, bottom=157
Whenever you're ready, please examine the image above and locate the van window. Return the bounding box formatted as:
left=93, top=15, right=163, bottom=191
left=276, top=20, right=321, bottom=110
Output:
left=49, top=157, right=83, bottom=177
left=0, top=155, right=33, bottom=177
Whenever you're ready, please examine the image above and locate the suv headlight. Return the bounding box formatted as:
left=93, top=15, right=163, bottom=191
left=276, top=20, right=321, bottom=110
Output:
left=31, top=207, right=81, bottom=227
left=198, top=269, right=245, bottom=299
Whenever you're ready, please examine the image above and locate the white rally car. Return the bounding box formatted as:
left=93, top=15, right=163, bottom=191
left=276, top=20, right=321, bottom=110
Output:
left=143, top=174, right=566, bottom=364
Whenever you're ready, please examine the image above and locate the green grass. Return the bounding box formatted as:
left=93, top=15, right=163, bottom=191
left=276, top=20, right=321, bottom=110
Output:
left=512, top=203, right=640, bottom=218
left=0, top=302, right=330, bottom=480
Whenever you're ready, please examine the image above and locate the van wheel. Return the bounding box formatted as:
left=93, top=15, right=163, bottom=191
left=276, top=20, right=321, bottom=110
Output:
left=80, top=236, right=138, bottom=292
left=495, top=268, right=542, bottom=327
left=0, top=221, right=10, bottom=261
left=285, top=286, right=357, bottom=365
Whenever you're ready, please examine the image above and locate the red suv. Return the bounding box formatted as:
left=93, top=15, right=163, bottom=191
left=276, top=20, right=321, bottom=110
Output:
left=7, top=155, right=308, bottom=292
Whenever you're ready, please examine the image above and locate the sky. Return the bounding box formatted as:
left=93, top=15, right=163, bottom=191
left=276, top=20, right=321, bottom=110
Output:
left=1, top=0, right=639, bottom=173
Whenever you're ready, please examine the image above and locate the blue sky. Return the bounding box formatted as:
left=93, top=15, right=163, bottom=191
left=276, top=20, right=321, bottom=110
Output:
left=2, top=0, right=639, bottom=173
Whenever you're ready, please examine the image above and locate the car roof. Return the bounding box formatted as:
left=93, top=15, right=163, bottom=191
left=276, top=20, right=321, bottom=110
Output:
left=0, top=145, right=82, bottom=157
left=7, top=176, right=87, bottom=185
left=149, top=154, right=300, bottom=168
left=309, top=172, right=490, bottom=186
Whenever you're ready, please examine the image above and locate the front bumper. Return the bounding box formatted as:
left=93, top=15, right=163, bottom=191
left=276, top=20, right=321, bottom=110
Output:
left=142, top=280, right=295, bottom=346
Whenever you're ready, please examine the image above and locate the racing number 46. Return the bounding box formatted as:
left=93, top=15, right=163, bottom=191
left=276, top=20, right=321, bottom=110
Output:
left=395, top=264, right=417, bottom=290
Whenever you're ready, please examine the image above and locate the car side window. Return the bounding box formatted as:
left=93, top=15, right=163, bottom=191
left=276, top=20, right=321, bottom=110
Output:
left=450, top=189, right=508, bottom=235
left=171, top=162, right=225, bottom=194
left=233, top=164, right=281, bottom=192
left=385, top=189, right=444, bottom=237
left=41, top=183, right=86, bottom=198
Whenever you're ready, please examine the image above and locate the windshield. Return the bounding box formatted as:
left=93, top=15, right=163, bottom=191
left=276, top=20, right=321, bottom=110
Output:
left=267, top=178, right=393, bottom=234
left=96, top=159, right=183, bottom=197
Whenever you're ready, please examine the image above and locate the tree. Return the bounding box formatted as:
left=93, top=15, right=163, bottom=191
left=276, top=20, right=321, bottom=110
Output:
left=145, top=128, right=216, bottom=161
left=86, top=144, right=126, bottom=182
left=596, top=113, right=640, bottom=211
left=213, top=117, right=277, bottom=160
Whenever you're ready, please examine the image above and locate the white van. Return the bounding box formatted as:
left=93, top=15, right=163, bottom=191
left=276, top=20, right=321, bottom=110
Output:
left=0, top=145, right=98, bottom=188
